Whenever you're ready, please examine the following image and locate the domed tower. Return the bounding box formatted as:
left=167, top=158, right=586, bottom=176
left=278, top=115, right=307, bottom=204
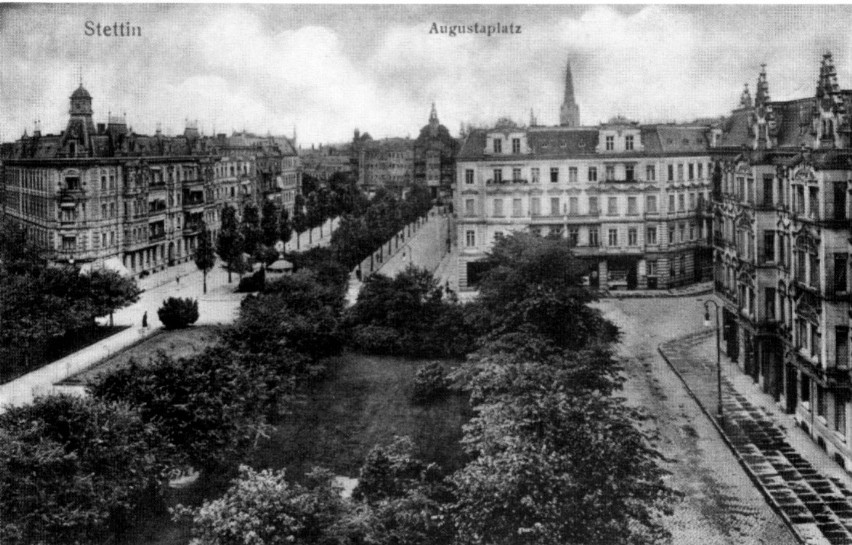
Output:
left=62, top=84, right=97, bottom=157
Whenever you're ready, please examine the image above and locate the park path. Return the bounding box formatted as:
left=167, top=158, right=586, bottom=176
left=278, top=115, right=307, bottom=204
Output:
left=0, top=219, right=339, bottom=412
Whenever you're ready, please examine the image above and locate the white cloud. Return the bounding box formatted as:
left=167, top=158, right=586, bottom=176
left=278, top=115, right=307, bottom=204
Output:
left=4, top=5, right=852, bottom=145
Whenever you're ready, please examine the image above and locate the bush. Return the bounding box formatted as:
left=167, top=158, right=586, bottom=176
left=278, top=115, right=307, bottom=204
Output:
left=157, top=297, right=199, bottom=329
left=237, top=268, right=265, bottom=293
left=412, top=362, right=452, bottom=404
left=351, top=324, right=402, bottom=355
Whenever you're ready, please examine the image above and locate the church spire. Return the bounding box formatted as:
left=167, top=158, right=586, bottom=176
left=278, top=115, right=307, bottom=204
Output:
left=559, top=60, right=580, bottom=127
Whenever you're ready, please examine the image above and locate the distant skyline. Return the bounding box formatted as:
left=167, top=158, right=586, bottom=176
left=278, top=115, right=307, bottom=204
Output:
left=3, top=4, right=852, bottom=145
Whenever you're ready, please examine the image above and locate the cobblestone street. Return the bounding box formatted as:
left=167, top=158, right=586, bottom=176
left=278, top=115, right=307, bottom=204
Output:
left=598, top=297, right=798, bottom=545
left=661, top=328, right=852, bottom=545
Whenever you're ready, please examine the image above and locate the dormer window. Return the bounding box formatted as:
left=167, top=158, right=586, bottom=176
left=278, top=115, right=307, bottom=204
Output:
left=625, top=135, right=634, bottom=151
left=512, top=138, right=521, bottom=154
left=493, top=139, right=502, bottom=153
left=606, top=136, right=614, bottom=151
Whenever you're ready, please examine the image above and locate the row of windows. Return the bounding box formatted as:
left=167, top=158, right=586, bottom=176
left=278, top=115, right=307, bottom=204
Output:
left=464, top=192, right=707, bottom=218
left=464, top=222, right=703, bottom=249
left=491, top=134, right=639, bottom=154
left=466, top=162, right=711, bottom=185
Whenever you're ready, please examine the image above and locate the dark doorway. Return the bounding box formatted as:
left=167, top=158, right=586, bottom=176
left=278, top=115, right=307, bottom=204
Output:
left=785, top=363, right=798, bottom=414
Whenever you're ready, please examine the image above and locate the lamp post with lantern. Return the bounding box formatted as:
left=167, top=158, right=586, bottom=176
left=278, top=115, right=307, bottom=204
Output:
left=703, top=299, right=724, bottom=424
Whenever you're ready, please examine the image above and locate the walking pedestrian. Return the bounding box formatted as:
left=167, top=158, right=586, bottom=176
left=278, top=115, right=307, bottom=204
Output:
left=142, top=311, right=148, bottom=329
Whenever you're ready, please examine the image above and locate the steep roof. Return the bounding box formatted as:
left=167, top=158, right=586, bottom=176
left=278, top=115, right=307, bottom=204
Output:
left=458, top=125, right=710, bottom=160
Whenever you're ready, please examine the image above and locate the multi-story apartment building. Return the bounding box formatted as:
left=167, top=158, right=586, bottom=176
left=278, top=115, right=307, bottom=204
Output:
left=455, top=60, right=714, bottom=291
left=712, top=53, right=852, bottom=468
left=208, top=131, right=301, bottom=238
left=353, top=134, right=414, bottom=197
left=0, top=85, right=300, bottom=276
left=413, top=104, right=458, bottom=201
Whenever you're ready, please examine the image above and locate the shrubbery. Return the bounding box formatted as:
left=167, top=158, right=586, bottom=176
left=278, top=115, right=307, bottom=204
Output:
left=236, top=268, right=265, bottom=292
left=412, top=362, right=452, bottom=404
left=347, top=265, right=474, bottom=359
left=157, top=297, right=199, bottom=329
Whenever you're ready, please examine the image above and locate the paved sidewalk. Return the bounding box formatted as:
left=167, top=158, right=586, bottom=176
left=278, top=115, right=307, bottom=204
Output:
left=0, top=261, right=243, bottom=412
left=661, top=327, right=852, bottom=545
left=603, top=281, right=713, bottom=299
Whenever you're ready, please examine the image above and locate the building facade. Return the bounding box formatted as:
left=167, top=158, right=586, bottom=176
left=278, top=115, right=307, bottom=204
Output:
left=455, top=119, right=714, bottom=290
left=712, top=54, right=852, bottom=468
left=455, top=61, right=714, bottom=291
left=1, top=85, right=300, bottom=277
left=413, top=104, right=459, bottom=201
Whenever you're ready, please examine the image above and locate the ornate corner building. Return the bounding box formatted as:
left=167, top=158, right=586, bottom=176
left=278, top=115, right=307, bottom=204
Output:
left=712, top=53, right=852, bottom=467
left=0, top=85, right=300, bottom=277
left=455, top=60, right=715, bottom=291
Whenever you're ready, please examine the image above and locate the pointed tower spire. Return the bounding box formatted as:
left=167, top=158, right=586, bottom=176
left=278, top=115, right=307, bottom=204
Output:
left=559, top=59, right=580, bottom=127
left=529, top=108, right=537, bottom=127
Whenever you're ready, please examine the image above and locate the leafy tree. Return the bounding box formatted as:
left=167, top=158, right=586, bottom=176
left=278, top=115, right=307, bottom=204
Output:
left=355, top=437, right=454, bottom=545
left=260, top=200, right=281, bottom=247
left=157, top=297, right=199, bottom=329
left=0, top=395, right=173, bottom=545
left=347, top=266, right=473, bottom=358
left=175, top=465, right=360, bottom=545
left=452, top=388, right=675, bottom=545
left=278, top=205, right=293, bottom=250
left=240, top=203, right=263, bottom=257
left=292, top=194, right=308, bottom=249
left=470, top=232, right=619, bottom=350
left=216, top=205, right=244, bottom=283
left=90, top=348, right=276, bottom=475
left=86, top=269, right=141, bottom=327
left=194, top=222, right=216, bottom=294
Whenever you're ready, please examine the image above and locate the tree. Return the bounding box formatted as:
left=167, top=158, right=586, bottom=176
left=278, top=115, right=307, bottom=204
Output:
left=157, top=297, right=199, bottom=329
left=292, top=194, right=308, bottom=250
left=0, top=395, right=173, bottom=545
left=175, top=465, right=360, bottom=545
left=86, top=269, right=140, bottom=327
left=240, top=203, right=263, bottom=257
left=90, top=348, right=277, bottom=475
left=260, top=200, right=281, bottom=247
left=195, top=222, right=216, bottom=294
left=470, top=232, right=619, bottom=350
left=216, top=205, right=244, bottom=283
left=278, top=205, right=293, bottom=250
left=451, top=388, right=675, bottom=545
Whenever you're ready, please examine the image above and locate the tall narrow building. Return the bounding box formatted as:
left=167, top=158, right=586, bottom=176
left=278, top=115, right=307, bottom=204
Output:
left=559, top=61, right=580, bottom=127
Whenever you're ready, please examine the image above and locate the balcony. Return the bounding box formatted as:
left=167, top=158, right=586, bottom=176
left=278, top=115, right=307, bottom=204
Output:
left=148, top=232, right=166, bottom=242
left=183, top=197, right=205, bottom=210
left=486, top=178, right=530, bottom=186
left=183, top=223, right=202, bottom=235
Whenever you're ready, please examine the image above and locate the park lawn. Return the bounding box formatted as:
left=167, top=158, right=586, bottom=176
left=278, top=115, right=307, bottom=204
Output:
left=61, top=326, right=222, bottom=386
left=251, top=351, right=473, bottom=481
left=119, top=350, right=473, bottom=545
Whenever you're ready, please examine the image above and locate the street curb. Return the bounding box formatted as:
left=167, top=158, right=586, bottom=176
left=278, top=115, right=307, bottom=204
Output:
left=601, top=287, right=714, bottom=299
left=657, top=335, right=808, bottom=545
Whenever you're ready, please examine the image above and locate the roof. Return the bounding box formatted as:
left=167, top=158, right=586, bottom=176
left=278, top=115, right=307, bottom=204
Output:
left=70, top=85, right=91, bottom=100
left=458, top=124, right=711, bottom=160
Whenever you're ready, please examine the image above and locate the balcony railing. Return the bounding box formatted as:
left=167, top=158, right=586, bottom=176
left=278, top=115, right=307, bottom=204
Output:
left=149, top=232, right=166, bottom=242
left=486, top=178, right=530, bottom=186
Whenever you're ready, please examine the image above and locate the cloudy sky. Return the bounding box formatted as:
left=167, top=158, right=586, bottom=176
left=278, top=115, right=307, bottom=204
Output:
left=3, top=4, right=852, bottom=146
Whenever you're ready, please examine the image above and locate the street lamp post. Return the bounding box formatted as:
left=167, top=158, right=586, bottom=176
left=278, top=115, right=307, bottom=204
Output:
left=704, top=299, right=724, bottom=423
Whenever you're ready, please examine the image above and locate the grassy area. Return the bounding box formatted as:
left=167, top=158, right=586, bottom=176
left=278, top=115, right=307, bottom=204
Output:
left=61, top=326, right=222, bottom=386
left=251, top=351, right=472, bottom=480
left=117, top=350, right=472, bottom=545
